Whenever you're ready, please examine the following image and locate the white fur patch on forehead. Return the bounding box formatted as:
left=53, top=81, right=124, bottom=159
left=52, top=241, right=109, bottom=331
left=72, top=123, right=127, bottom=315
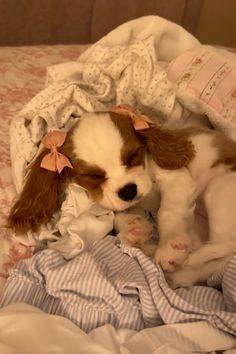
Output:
left=72, top=112, right=123, bottom=170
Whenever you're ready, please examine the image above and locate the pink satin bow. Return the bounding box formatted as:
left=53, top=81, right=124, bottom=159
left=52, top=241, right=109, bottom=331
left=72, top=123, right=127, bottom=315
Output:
left=109, top=104, right=152, bottom=130
left=40, top=130, right=73, bottom=174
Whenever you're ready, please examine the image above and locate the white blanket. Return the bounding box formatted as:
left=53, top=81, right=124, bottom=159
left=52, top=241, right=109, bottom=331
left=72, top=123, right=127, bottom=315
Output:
left=0, top=303, right=235, bottom=354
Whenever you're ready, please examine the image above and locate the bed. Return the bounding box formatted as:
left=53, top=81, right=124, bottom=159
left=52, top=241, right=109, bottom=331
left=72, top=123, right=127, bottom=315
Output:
left=0, top=2, right=236, bottom=353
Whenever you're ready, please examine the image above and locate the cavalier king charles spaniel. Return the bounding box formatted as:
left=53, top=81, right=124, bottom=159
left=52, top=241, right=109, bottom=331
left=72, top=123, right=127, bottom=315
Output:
left=8, top=106, right=236, bottom=287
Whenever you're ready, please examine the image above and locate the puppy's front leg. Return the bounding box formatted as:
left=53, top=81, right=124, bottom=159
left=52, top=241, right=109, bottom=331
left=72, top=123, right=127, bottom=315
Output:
left=166, top=256, right=230, bottom=289
left=114, top=209, right=155, bottom=256
left=153, top=168, right=197, bottom=272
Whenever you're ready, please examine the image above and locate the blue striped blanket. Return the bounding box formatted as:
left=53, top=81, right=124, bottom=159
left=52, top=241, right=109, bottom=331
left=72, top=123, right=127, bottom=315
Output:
left=0, top=236, right=235, bottom=335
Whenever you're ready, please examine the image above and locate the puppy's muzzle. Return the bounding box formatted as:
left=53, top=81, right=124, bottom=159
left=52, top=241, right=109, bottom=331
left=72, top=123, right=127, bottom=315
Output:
left=118, top=183, right=137, bottom=201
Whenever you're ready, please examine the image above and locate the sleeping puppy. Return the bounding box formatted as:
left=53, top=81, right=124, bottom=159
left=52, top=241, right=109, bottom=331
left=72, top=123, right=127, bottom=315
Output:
left=8, top=106, right=236, bottom=287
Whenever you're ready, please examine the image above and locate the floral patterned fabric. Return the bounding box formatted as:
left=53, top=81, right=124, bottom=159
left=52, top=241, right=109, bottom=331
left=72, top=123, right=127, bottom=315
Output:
left=0, top=45, right=87, bottom=290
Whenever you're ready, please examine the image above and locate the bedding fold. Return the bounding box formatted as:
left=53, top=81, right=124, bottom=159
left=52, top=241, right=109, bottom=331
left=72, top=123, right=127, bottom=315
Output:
left=0, top=236, right=236, bottom=335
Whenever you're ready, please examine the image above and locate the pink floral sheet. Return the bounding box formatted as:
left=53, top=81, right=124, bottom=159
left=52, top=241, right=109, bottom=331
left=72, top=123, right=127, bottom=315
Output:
left=0, top=44, right=88, bottom=290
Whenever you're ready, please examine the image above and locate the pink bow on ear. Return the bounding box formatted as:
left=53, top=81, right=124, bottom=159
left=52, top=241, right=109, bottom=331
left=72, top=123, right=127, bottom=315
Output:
left=109, top=104, right=152, bottom=130
left=40, top=130, right=73, bottom=174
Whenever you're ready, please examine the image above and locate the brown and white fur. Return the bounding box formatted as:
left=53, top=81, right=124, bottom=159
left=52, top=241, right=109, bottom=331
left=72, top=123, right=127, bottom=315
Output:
left=8, top=111, right=236, bottom=287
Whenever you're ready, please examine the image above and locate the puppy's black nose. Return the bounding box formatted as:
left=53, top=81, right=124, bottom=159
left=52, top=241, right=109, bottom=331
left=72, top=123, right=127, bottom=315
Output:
left=118, top=183, right=137, bottom=201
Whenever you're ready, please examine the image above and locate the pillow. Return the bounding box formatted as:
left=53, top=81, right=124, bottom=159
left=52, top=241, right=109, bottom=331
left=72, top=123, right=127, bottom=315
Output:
left=167, top=46, right=236, bottom=140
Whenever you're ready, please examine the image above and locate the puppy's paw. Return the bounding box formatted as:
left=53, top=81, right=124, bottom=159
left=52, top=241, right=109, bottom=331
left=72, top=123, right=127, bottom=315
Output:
left=155, top=236, right=191, bottom=273
left=166, top=267, right=198, bottom=289
left=118, top=215, right=152, bottom=248
left=184, top=254, right=202, bottom=268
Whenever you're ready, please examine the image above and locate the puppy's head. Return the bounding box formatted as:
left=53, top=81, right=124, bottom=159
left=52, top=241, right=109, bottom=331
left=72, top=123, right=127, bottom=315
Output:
left=8, top=110, right=194, bottom=233
left=71, top=111, right=152, bottom=211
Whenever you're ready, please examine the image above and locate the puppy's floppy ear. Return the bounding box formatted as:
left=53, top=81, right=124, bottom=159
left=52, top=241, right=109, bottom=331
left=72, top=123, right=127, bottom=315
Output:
left=8, top=146, right=74, bottom=235
left=137, top=126, right=195, bottom=169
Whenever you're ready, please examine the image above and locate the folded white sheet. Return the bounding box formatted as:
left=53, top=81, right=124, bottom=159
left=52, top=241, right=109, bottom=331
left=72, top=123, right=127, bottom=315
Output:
left=0, top=303, right=235, bottom=354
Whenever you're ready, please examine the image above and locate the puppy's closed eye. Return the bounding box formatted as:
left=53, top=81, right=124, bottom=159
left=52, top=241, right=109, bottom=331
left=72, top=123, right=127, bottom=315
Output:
left=79, top=172, right=106, bottom=186
left=123, top=147, right=145, bottom=168
left=74, top=161, right=106, bottom=190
